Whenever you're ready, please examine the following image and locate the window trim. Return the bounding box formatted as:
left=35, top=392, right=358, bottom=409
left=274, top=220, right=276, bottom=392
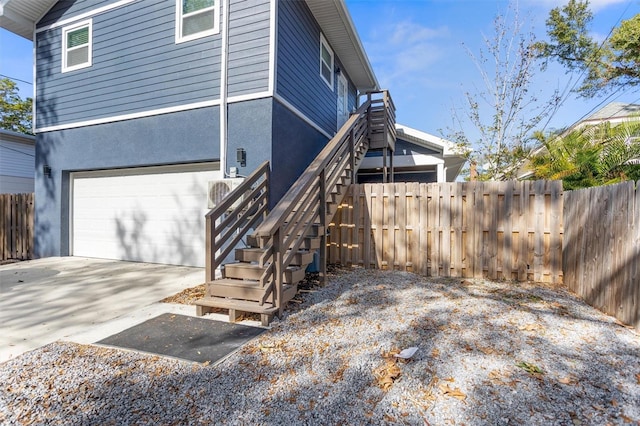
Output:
left=319, top=33, right=334, bottom=90
left=175, top=0, right=220, bottom=44
left=61, top=19, right=93, bottom=73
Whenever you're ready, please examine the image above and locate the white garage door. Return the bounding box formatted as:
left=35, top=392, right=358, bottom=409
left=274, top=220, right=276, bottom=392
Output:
left=72, top=163, right=220, bottom=267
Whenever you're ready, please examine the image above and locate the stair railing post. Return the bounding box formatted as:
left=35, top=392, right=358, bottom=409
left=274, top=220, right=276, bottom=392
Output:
left=205, top=214, right=215, bottom=282
left=273, top=225, right=284, bottom=315
left=349, top=128, right=355, bottom=184
left=319, top=169, right=327, bottom=286
left=265, top=164, right=271, bottom=220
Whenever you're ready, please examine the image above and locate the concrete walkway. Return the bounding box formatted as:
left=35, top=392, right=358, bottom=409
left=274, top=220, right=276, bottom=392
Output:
left=0, top=257, right=210, bottom=363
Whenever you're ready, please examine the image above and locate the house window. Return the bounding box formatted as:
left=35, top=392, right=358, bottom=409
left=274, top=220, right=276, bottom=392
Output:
left=320, top=33, right=334, bottom=90
left=176, top=0, right=219, bottom=43
left=62, top=20, right=92, bottom=73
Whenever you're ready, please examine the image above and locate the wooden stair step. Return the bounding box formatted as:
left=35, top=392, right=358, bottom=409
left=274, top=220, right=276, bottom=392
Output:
left=224, top=262, right=306, bottom=283
left=194, top=297, right=277, bottom=326
left=195, top=297, right=278, bottom=314
left=195, top=283, right=299, bottom=326
left=205, top=278, right=267, bottom=300
left=236, top=247, right=314, bottom=266
left=247, top=234, right=322, bottom=250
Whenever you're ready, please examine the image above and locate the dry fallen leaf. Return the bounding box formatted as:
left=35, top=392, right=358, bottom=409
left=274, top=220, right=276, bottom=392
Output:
left=636, top=373, right=640, bottom=385
left=558, top=375, right=576, bottom=385
left=620, top=414, right=634, bottom=424
left=478, top=346, right=496, bottom=355
left=519, top=323, right=543, bottom=332
left=439, top=383, right=466, bottom=401
left=374, top=359, right=402, bottom=391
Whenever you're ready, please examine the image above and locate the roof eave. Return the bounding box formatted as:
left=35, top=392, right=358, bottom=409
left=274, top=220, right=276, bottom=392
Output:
left=0, top=0, right=58, bottom=40
left=305, top=0, right=379, bottom=92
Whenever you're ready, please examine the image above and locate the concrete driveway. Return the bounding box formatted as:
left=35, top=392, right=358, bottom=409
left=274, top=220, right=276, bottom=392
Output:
left=0, top=257, right=207, bottom=363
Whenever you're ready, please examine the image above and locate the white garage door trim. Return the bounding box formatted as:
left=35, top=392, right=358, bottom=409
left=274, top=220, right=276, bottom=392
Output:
left=71, top=162, right=220, bottom=267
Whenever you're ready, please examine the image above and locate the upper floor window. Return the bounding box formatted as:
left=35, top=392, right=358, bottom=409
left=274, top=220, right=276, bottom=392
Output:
left=176, top=0, right=219, bottom=43
left=62, top=20, right=92, bottom=73
left=320, top=33, right=334, bottom=90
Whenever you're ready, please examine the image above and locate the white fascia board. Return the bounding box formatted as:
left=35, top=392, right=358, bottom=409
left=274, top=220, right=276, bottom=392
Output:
left=360, top=154, right=444, bottom=170
left=332, top=0, right=378, bottom=91
left=35, top=100, right=221, bottom=133
left=34, top=92, right=274, bottom=134
left=35, top=0, right=137, bottom=33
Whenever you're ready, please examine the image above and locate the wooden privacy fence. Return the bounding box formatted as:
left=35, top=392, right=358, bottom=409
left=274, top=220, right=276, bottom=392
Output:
left=328, top=180, right=563, bottom=283
left=564, top=181, right=639, bottom=331
left=0, top=193, right=34, bottom=261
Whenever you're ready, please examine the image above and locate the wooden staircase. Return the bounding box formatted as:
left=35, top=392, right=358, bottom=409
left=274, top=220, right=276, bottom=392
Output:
left=195, top=91, right=395, bottom=325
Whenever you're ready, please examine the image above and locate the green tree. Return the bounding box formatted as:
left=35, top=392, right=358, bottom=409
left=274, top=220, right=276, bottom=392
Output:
left=531, top=119, right=640, bottom=189
left=535, top=0, right=640, bottom=97
left=0, top=77, right=33, bottom=134
left=446, top=4, right=562, bottom=181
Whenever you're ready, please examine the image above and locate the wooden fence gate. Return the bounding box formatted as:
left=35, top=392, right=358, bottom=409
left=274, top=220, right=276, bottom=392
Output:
left=0, top=193, right=34, bottom=261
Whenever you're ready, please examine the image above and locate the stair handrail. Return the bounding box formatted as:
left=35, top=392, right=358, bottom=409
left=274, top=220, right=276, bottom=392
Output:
left=205, top=160, right=270, bottom=282
left=251, top=90, right=394, bottom=314
left=253, top=101, right=370, bottom=239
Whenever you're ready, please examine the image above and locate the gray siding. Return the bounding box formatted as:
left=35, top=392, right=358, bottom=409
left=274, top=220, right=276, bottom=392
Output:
left=277, top=0, right=357, bottom=136
left=34, top=106, right=220, bottom=257
left=0, top=176, right=34, bottom=194
left=271, top=97, right=328, bottom=204
left=36, top=0, right=221, bottom=129
left=0, top=140, right=35, bottom=178
left=227, top=0, right=271, bottom=97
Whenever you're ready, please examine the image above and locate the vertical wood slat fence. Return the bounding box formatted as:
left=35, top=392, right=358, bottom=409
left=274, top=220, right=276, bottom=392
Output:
left=563, top=181, right=639, bottom=331
left=327, top=180, right=563, bottom=284
left=0, top=193, right=34, bottom=261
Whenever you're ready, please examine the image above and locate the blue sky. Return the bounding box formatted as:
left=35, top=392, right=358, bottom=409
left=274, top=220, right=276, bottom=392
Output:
left=1, top=0, right=638, bottom=140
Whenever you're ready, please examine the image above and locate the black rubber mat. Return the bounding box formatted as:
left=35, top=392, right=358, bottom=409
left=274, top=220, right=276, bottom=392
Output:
left=97, top=313, right=265, bottom=364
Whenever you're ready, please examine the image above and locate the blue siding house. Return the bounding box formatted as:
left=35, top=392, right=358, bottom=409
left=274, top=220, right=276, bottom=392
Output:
left=1, top=0, right=379, bottom=267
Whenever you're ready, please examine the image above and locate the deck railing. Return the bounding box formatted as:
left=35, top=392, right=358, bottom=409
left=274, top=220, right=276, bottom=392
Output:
left=204, top=161, right=270, bottom=282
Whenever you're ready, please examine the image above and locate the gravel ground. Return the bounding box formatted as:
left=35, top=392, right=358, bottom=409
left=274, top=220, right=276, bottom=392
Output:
left=1, top=268, right=639, bottom=425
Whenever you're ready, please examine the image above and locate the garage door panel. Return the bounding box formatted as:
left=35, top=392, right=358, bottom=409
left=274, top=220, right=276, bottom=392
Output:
left=72, top=164, right=220, bottom=267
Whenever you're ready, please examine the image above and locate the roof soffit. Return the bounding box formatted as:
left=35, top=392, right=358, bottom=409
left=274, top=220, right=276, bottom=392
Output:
left=0, top=0, right=57, bottom=39
left=304, top=0, right=379, bottom=92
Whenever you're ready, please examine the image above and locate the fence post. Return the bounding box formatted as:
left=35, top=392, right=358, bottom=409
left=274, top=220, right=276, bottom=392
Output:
left=273, top=226, right=284, bottom=315
left=319, top=169, right=327, bottom=286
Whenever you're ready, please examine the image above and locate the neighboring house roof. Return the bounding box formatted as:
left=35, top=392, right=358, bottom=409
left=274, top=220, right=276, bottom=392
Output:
left=0, top=128, right=35, bottom=194
left=579, top=102, right=640, bottom=126
left=360, top=124, right=466, bottom=182
left=0, top=128, right=35, bottom=144
left=518, top=102, right=640, bottom=179
left=0, top=0, right=379, bottom=92
left=395, top=124, right=466, bottom=182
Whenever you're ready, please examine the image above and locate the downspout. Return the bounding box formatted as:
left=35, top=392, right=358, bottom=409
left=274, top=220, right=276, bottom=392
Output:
left=32, top=26, right=36, bottom=133
left=220, top=0, right=230, bottom=177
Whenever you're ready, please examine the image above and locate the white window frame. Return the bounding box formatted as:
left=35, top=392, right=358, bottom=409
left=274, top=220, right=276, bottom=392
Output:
left=175, top=0, right=220, bottom=44
left=61, top=19, right=92, bottom=73
left=319, top=33, right=334, bottom=90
